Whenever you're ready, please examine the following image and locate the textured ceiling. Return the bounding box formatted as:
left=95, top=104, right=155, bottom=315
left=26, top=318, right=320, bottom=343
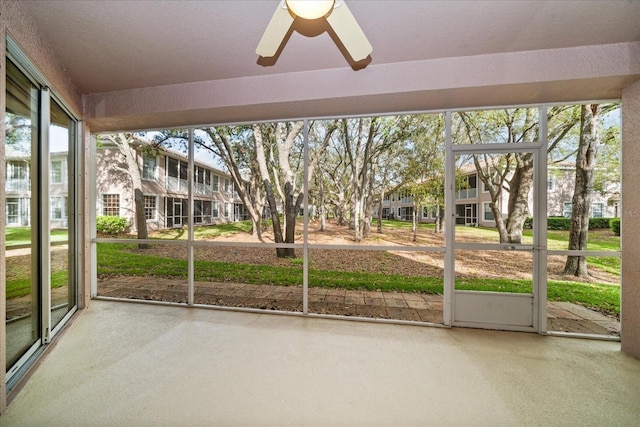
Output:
left=20, top=0, right=640, bottom=94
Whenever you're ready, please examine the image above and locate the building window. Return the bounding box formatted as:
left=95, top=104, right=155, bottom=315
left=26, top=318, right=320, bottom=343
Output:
left=422, top=207, right=429, bottom=219
left=563, top=202, right=572, bottom=218
left=224, top=178, right=231, bottom=194
left=202, top=200, right=212, bottom=224
left=224, top=202, right=230, bottom=218
left=6, top=160, right=30, bottom=191
left=7, top=160, right=28, bottom=180
left=50, top=159, right=64, bottom=184
left=483, top=202, right=495, bottom=221
left=166, top=157, right=188, bottom=192
left=50, top=196, right=66, bottom=220
left=547, top=175, right=556, bottom=191
left=456, top=175, right=477, bottom=199
left=591, top=203, right=604, bottom=218
left=212, top=200, right=220, bottom=218
left=212, top=175, right=220, bottom=192
left=142, top=154, right=157, bottom=181
left=194, top=199, right=203, bottom=224
left=144, top=195, right=157, bottom=220
left=102, top=194, right=120, bottom=216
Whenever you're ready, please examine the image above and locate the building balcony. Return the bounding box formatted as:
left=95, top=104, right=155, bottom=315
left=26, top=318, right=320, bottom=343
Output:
left=5, top=179, right=31, bottom=192
left=456, top=188, right=477, bottom=200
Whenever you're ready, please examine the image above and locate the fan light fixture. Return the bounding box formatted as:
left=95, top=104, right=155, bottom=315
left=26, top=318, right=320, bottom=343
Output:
left=285, top=0, right=334, bottom=20
left=256, top=0, right=372, bottom=63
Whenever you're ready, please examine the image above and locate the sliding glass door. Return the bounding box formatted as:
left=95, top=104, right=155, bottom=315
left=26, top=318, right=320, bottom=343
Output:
left=5, top=59, right=41, bottom=374
left=49, top=100, right=76, bottom=330
left=5, top=52, right=78, bottom=386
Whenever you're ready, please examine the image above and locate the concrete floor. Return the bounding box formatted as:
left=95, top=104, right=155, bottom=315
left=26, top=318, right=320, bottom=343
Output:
left=2, top=300, right=639, bottom=426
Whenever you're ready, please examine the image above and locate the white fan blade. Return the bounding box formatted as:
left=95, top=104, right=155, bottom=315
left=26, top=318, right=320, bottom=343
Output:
left=326, top=2, right=372, bottom=61
left=256, top=4, right=294, bottom=57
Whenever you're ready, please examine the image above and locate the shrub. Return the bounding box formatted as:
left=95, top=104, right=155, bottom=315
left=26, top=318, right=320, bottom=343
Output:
left=547, top=217, right=571, bottom=230
left=588, top=217, right=612, bottom=229
left=610, top=218, right=621, bottom=236
left=96, top=216, right=129, bottom=235
left=529, top=217, right=614, bottom=231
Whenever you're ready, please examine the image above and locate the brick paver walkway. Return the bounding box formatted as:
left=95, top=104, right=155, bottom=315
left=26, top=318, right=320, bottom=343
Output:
left=5, top=277, right=619, bottom=336
left=91, top=277, right=620, bottom=336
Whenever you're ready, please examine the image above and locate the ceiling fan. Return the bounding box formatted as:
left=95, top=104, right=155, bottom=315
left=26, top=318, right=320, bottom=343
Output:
left=256, top=0, right=373, bottom=62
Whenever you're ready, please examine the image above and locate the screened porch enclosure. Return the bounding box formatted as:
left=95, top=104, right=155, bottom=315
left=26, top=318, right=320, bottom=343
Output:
left=93, top=105, right=621, bottom=337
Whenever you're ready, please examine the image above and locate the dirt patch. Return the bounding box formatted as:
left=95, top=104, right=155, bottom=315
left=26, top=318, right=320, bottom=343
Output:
left=98, top=220, right=620, bottom=321
left=134, top=220, right=618, bottom=285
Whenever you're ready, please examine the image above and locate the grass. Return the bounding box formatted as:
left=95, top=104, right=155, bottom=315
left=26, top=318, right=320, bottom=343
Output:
left=6, top=220, right=621, bottom=316
left=379, top=219, right=435, bottom=230
left=92, top=242, right=620, bottom=315
left=6, top=270, right=69, bottom=300
left=149, top=221, right=254, bottom=240
left=533, top=228, right=621, bottom=274
left=5, top=227, right=68, bottom=247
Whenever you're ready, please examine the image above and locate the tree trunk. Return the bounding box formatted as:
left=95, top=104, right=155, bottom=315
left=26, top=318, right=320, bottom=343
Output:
left=319, top=181, right=327, bottom=232
left=133, top=188, right=149, bottom=249
left=264, top=179, right=287, bottom=257
left=254, top=124, right=287, bottom=257
left=113, top=133, right=149, bottom=249
left=353, top=198, right=362, bottom=242
left=564, top=105, right=601, bottom=277
left=376, top=190, right=384, bottom=233
left=435, top=203, right=444, bottom=234
left=281, top=182, right=301, bottom=258
left=412, top=206, right=418, bottom=242
left=505, top=159, right=533, bottom=244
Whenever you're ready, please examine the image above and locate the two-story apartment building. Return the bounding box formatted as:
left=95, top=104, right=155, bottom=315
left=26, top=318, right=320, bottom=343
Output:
left=379, top=190, right=442, bottom=223
left=96, top=143, right=247, bottom=232
left=381, top=164, right=619, bottom=226
left=5, top=146, right=69, bottom=229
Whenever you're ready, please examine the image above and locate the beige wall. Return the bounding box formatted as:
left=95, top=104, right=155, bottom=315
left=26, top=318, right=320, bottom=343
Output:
left=621, top=79, right=640, bottom=359
left=1, top=0, right=84, bottom=411
left=84, top=42, right=640, bottom=133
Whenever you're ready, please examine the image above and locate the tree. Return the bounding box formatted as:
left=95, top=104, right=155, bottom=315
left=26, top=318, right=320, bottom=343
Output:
left=5, top=112, right=32, bottom=152
left=199, top=126, right=267, bottom=241
left=457, top=109, right=538, bottom=243
left=102, top=133, right=152, bottom=248
left=336, top=116, right=411, bottom=242
left=254, top=120, right=337, bottom=257
left=563, top=104, right=618, bottom=277
left=401, top=114, right=446, bottom=241
left=457, top=107, right=584, bottom=244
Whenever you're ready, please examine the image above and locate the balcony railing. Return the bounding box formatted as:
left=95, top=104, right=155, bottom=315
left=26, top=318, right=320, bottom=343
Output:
left=6, top=179, right=30, bottom=192
left=456, top=188, right=477, bottom=199
left=166, top=177, right=188, bottom=193
left=195, top=182, right=212, bottom=196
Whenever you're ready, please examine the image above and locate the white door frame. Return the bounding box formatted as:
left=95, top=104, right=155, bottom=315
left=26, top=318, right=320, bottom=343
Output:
left=444, top=108, right=548, bottom=332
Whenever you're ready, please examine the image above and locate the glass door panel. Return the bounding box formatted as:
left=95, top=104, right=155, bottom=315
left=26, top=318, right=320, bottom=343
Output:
left=5, top=59, right=41, bottom=372
left=50, top=100, right=75, bottom=329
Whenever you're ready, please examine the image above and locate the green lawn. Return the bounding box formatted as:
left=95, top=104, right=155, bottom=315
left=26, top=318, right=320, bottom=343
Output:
left=6, top=221, right=621, bottom=316
left=149, top=221, right=253, bottom=240
left=6, top=227, right=68, bottom=247
left=6, top=270, right=68, bottom=300
left=93, top=239, right=621, bottom=316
